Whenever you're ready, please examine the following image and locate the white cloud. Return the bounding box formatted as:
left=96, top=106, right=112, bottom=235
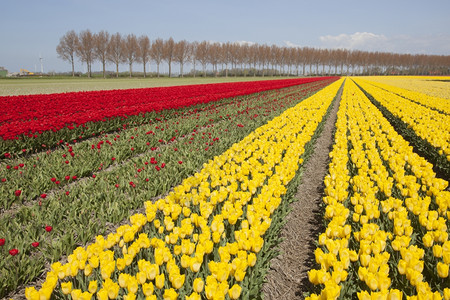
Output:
left=236, top=40, right=255, bottom=46
left=319, top=32, right=387, bottom=50
left=284, top=41, right=301, bottom=48
left=318, top=32, right=450, bottom=55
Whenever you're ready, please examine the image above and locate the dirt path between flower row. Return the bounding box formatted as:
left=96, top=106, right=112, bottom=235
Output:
left=261, top=86, right=343, bottom=299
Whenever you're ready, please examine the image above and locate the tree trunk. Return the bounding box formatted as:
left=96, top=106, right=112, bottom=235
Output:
left=86, top=62, right=90, bottom=78
left=157, top=63, right=160, bottom=78
left=143, top=60, right=147, bottom=78
left=168, top=60, right=172, bottom=78
left=129, top=63, right=132, bottom=78
left=180, top=63, right=184, bottom=77
left=103, top=61, right=106, bottom=78
left=116, top=63, right=119, bottom=78
left=71, top=58, right=75, bottom=77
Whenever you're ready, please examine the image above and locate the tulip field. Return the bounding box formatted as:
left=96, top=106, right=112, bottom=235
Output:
left=306, top=78, right=450, bottom=300
left=0, top=77, right=337, bottom=298
left=0, top=76, right=449, bottom=300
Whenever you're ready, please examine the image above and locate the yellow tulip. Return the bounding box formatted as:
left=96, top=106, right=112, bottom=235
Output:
left=61, top=282, right=72, bottom=295
left=171, top=274, right=185, bottom=289
left=127, top=276, right=139, bottom=294
left=88, top=280, right=97, bottom=294
left=227, top=284, right=241, bottom=299
left=142, top=282, right=154, bottom=297
left=443, top=288, right=450, bottom=300
left=193, top=277, right=204, bottom=293
left=155, top=273, right=165, bottom=289
left=96, top=289, right=108, bottom=300
left=437, top=262, right=449, bottom=278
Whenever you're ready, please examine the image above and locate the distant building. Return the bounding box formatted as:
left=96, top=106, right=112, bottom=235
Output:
left=0, top=66, right=7, bottom=78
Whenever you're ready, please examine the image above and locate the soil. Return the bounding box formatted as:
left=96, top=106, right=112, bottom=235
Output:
left=261, top=87, right=342, bottom=299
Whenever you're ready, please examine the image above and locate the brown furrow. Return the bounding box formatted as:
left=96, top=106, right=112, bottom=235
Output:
left=262, top=86, right=343, bottom=299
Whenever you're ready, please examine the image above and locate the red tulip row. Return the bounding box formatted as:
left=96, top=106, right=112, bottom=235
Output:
left=0, top=78, right=333, bottom=142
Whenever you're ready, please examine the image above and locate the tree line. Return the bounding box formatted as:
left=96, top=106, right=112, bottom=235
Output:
left=57, top=29, right=450, bottom=78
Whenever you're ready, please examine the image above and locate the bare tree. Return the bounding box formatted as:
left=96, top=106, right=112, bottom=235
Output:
left=94, top=30, right=110, bottom=78
left=221, top=42, right=232, bottom=77
left=174, top=40, right=190, bottom=77
left=163, top=37, right=175, bottom=77
left=208, top=42, right=221, bottom=77
left=249, top=44, right=259, bottom=76
left=56, top=30, right=79, bottom=77
left=107, top=32, right=124, bottom=77
left=238, top=44, right=249, bottom=76
left=123, top=34, right=139, bottom=78
left=138, top=35, right=151, bottom=78
left=229, top=43, right=240, bottom=76
left=151, top=38, right=164, bottom=78
left=190, top=41, right=198, bottom=77
left=196, top=41, right=209, bottom=77
left=258, top=44, right=270, bottom=77
left=76, top=30, right=95, bottom=77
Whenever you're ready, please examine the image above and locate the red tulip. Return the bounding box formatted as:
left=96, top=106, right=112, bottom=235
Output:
left=65, top=191, right=70, bottom=196
left=112, top=157, right=116, bottom=161
left=178, top=161, right=183, bottom=164
left=0, top=238, right=5, bottom=246
left=92, top=174, right=96, bottom=178
left=14, top=190, right=21, bottom=196
left=65, top=175, right=70, bottom=181
left=9, top=248, right=19, bottom=256
left=31, top=242, right=39, bottom=248
left=45, top=225, right=53, bottom=232
left=51, top=177, right=56, bottom=182
left=40, top=194, right=47, bottom=199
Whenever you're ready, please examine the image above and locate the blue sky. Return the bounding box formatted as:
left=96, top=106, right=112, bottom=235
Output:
left=1, top=0, right=449, bottom=73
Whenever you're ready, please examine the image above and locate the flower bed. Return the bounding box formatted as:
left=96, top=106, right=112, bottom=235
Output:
left=306, top=79, right=450, bottom=299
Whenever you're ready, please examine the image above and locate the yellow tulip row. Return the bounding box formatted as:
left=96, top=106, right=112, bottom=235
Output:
left=307, top=79, right=450, bottom=299
left=355, top=78, right=450, bottom=160
left=360, top=76, right=450, bottom=101
left=361, top=79, right=450, bottom=114
left=25, top=79, right=344, bottom=300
